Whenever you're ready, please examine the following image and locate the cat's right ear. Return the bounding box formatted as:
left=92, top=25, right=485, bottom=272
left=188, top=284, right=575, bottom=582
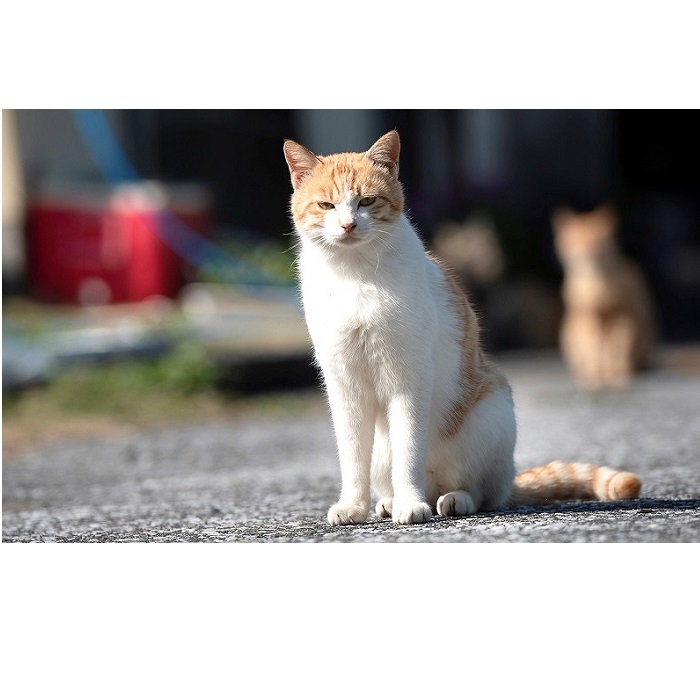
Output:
left=283, top=140, right=321, bottom=190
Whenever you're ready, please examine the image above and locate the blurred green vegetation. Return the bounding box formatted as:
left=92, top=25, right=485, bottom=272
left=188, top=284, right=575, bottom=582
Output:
left=199, top=238, right=298, bottom=286
left=3, top=340, right=323, bottom=430
left=100, top=342, right=215, bottom=403
left=4, top=341, right=222, bottom=421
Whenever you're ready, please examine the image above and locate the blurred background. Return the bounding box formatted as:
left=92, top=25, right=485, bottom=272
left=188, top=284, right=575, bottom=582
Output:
left=3, top=109, right=700, bottom=454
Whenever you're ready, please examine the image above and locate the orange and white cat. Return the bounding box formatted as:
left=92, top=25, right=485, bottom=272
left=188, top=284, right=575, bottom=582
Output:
left=284, top=131, right=641, bottom=525
left=552, top=205, right=655, bottom=391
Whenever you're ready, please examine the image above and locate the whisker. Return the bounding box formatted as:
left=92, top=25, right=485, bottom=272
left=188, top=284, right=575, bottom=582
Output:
left=281, top=241, right=302, bottom=255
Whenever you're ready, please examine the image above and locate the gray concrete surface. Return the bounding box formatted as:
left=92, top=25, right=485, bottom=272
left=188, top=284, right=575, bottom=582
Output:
left=3, top=352, right=699, bottom=542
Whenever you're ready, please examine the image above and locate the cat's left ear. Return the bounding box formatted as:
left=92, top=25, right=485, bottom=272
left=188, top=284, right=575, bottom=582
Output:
left=283, top=140, right=321, bottom=190
left=551, top=206, right=573, bottom=233
left=367, top=131, right=400, bottom=178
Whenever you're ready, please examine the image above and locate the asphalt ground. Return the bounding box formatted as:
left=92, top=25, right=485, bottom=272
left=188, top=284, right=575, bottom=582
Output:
left=3, top=351, right=699, bottom=543
left=3, top=350, right=698, bottom=700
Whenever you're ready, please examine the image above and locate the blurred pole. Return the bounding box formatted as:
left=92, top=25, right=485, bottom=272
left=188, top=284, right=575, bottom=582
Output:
left=417, top=110, right=451, bottom=223
left=459, top=109, right=511, bottom=191
left=2, top=109, right=26, bottom=291
left=71, top=109, right=139, bottom=182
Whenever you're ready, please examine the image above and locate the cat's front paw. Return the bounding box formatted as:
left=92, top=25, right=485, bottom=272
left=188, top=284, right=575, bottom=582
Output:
left=392, top=500, right=433, bottom=525
left=327, top=503, right=370, bottom=526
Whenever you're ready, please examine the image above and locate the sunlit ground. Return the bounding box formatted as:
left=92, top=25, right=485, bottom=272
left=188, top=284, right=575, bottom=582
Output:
left=2, top=294, right=324, bottom=459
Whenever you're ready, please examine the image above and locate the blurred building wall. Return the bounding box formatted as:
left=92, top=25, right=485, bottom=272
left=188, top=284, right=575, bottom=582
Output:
left=14, top=109, right=131, bottom=187
left=6, top=109, right=699, bottom=343
left=294, top=109, right=382, bottom=156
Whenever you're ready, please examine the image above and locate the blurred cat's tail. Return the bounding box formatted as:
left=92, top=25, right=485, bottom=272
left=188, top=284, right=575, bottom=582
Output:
left=510, top=461, right=641, bottom=506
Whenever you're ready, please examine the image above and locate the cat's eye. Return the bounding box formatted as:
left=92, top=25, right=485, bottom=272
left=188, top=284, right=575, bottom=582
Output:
left=318, top=201, right=335, bottom=210
left=359, top=196, right=376, bottom=207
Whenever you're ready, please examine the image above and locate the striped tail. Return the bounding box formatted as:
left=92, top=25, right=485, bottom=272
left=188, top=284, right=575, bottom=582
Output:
left=510, top=460, right=641, bottom=506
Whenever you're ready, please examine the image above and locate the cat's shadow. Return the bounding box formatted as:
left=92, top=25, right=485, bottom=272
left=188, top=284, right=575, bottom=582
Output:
left=361, top=498, right=699, bottom=527
left=486, top=497, right=700, bottom=518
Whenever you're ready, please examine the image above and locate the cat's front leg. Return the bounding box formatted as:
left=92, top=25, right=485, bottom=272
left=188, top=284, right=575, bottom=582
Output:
left=325, top=380, right=376, bottom=525
left=388, top=388, right=433, bottom=525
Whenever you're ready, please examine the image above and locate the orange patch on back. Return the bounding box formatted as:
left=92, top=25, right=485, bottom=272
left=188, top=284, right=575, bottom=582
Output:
left=434, top=255, right=509, bottom=439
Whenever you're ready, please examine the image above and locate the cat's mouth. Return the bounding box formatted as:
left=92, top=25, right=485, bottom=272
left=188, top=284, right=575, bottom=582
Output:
left=332, top=233, right=365, bottom=247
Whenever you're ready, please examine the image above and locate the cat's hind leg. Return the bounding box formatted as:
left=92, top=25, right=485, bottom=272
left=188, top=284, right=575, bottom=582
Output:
left=432, top=383, right=515, bottom=517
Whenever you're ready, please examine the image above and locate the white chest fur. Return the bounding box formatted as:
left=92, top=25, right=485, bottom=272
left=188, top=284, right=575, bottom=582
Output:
left=298, top=215, right=439, bottom=397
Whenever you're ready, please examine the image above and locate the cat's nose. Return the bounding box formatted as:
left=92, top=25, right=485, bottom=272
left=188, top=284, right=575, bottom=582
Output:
left=341, top=221, right=356, bottom=233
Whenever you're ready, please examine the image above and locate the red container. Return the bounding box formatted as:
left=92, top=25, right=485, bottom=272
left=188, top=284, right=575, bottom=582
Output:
left=25, top=183, right=211, bottom=305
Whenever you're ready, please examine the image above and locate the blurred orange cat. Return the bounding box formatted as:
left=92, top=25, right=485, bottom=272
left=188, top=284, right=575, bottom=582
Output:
left=552, top=204, right=656, bottom=390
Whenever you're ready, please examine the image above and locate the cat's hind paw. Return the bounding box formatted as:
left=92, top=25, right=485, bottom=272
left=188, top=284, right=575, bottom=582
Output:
left=375, top=497, right=393, bottom=518
left=327, top=503, right=369, bottom=526
left=392, top=500, right=432, bottom=525
left=436, top=491, right=477, bottom=517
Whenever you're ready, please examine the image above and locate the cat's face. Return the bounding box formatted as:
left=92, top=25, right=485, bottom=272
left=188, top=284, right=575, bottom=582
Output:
left=283, top=131, right=404, bottom=251
left=552, top=205, right=618, bottom=266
